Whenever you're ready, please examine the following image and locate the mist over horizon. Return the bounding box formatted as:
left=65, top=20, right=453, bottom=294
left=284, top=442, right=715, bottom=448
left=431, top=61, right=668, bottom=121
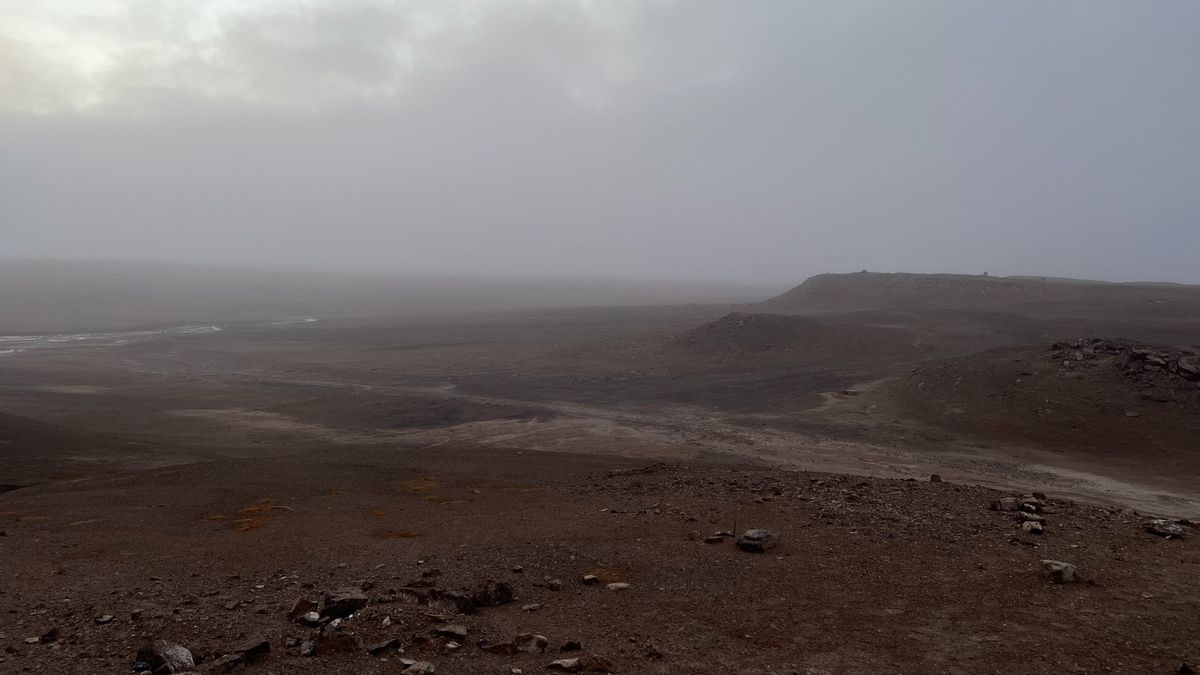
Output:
left=3, top=1, right=1198, bottom=286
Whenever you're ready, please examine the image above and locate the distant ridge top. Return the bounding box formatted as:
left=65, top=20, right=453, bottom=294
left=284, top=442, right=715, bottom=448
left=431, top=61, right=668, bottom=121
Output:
left=763, top=271, right=1200, bottom=313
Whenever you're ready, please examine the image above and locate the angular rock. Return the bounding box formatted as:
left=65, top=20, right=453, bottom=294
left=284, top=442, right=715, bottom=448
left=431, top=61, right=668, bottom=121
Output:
left=289, top=598, right=318, bottom=620
left=321, top=588, right=369, bottom=620
left=429, top=589, right=476, bottom=615
left=94, top=614, right=114, bottom=625
left=400, top=662, right=436, bottom=675
left=366, top=638, right=402, bottom=656
left=990, top=497, right=1022, bottom=512
left=1145, top=518, right=1186, bottom=538
left=514, top=633, right=549, bottom=654
left=736, top=528, right=778, bottom=552
left=232, top=639, right=270, bottom=663
left=1019, top=521, right=1044, bottom=535
left=136, top=641, right=195, bottom=674
left=479, top=640, right=516, bottom=656
left=1041, top=560, right=1079, bottom=584
left=205, top=653, right=245, bottom=674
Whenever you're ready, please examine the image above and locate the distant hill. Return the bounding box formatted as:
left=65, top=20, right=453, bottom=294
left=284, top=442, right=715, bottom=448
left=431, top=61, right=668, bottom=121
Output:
left=0, top=259, right=775, bottom=333
left=762, top=272, right=1200, bottom=318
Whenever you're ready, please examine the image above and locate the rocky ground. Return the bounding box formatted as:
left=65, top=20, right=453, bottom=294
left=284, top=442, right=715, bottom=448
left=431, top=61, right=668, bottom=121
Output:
left=1, top=445, right=1197, bottom=674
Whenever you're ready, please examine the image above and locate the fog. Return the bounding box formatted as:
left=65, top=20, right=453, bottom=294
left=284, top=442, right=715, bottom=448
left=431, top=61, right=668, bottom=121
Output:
left=2, top=1, right=1198, bottom=284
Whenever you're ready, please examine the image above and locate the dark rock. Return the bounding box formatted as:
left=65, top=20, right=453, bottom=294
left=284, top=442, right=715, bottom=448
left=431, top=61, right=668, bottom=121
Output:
left=1019, top=521, right=1044, bottom=535
left=736, top=528, right=778, bottom=552
left=472, top=580, right=513, bottom=607
left=429, top=589, right=475, bottom=614
left=547, top=579, right=564, bottom=591
left=581, top=575, right=599, bottom=585
left=299, top=640, right=317, bottom=657
left=929, top=474, right=943, bottom=483
left=205, top=654, right=245, bottom=674
left=321, top=588, right=369, bottom=619
left=288, top=598, right=318, bottom=620
left=232, top=639, right=269, bottom=663
left=366, top=638, right=402, bottom=656
left=561, top=640, right=582, bottom=652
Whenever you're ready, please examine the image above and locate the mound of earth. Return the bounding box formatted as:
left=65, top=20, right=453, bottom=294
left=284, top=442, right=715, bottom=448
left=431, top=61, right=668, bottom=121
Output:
left=880, top=339, right=1200, bottom=480
left=671, top=312, right=919, bottom=360
left=764, top=272, right=1200, bottom=317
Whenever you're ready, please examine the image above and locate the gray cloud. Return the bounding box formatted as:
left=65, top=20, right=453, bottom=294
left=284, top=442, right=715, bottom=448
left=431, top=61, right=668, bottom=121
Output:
left=2, top=0, right=1198, bottom=284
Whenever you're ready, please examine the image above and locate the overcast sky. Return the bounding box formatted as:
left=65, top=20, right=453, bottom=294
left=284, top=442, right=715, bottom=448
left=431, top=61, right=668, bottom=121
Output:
left=2, top=1, right=1198, bottom=284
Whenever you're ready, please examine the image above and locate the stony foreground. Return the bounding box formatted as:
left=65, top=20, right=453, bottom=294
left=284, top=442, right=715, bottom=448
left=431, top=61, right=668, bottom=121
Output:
left=1, top=445, right=1197, bottom=674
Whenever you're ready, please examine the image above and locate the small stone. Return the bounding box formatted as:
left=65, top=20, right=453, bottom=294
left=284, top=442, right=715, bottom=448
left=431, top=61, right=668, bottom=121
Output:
left=479, top=640, right=516, bottom=655
left=400, top=661, right=436, bottom=674
left=223, top=600, right=239, bottom=610
left=929, top=474, right=943, bottom=483
left=1041, top=560, right=1079, bottom=584
left=1016, top=512, right=1046, bottom=524
left=434, top=624, right=468, bottom=640
left=703, top=535, right=725, bottom=544
left=298, top=611, right=322, bottom=627
left=205, top=653, right=245, bottom=674
left=547, top=652, right=615, bottom=672
left=581, top=574, right=599, bottom=585
left=512, top=566, right=524, bottom=573
left=299, top=640, right=317, bottom=657
left=521, top=603, right=541, bottom=612
left=23, top=638, right=38, bottom=645
left=94, top=615, right=114, bottom=625
left=514, top=633, right=549, bottom=654
left=736, top=528, right=778, bottom=552
left=547, top=579, right=564, bottom=591
left=1019, top=521, right=1044, bottom=535
left=381, top=615, right=392, bottom=628
left=606, top=582, right=630, bottom=591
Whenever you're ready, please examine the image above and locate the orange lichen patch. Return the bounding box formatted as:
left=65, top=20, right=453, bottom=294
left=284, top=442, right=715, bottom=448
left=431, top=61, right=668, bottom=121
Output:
left=375, top=529, right=422, bottom=539
left=397, top=478, right=441, bottom=492
left=208, top=498, right=286, bottom=532
left=231, top=517, right=266, bottom=532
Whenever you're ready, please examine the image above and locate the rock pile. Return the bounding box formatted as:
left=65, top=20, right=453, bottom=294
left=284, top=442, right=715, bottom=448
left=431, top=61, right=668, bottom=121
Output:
left=1050, top=338, right=1200, bottom=394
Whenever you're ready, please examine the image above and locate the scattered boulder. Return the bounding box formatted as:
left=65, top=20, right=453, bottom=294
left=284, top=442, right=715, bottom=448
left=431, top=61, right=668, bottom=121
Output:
left=321, top=588, right=369, bottom=620
left=1145, top=519, right=1186, bottom=538
left=1041, top=560, right=1079, bottom=584
left=736, top=528, right=778, bottom=552
left=136, top=641, right=195, bottom=674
